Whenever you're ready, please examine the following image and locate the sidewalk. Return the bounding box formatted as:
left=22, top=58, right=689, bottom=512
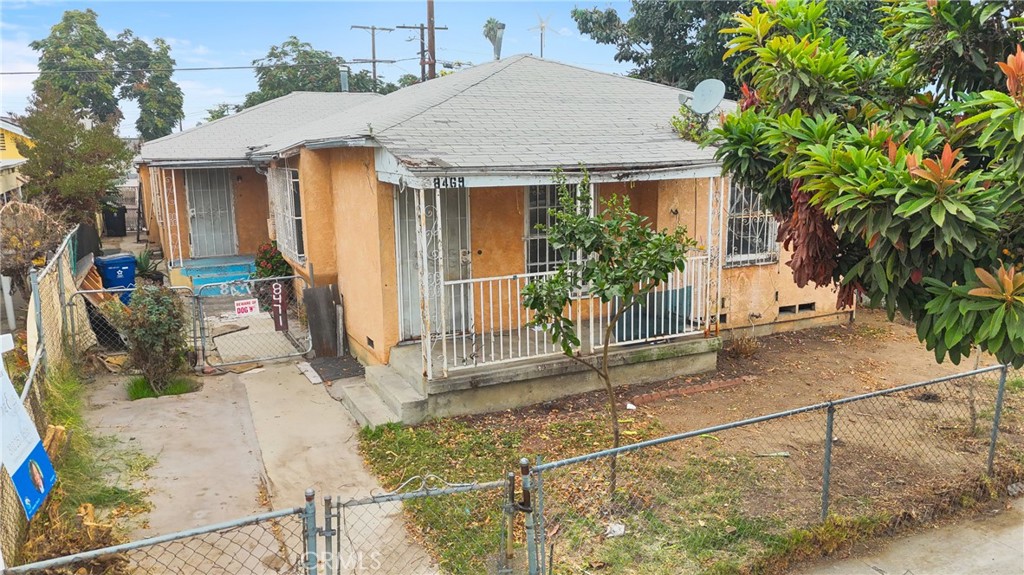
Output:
left=800, top=497, right=1024, bottom=575
left=241, top=364, right=438, bottom=573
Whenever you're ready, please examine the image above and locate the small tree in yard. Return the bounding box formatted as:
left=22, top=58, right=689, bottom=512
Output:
left=522, top=170, right=697, bottom=494
left=16, top=89, right=132, bottom=226
left=106, top=286, right=188, bottom=394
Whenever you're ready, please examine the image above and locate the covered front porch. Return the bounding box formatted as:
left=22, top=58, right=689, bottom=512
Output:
left=390, top=170, right=727, bottom=385
left=142, top=165, right=270, bottom=289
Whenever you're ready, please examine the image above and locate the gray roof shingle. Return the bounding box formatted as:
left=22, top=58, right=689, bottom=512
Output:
left=140, top=91, right=380, bottom=163
left=257, top=55, right=732, bottom=172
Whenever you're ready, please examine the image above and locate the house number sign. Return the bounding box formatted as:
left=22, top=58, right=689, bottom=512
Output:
left=270, top=281, right=288, bottom=332
left=433, top=177, right=465, bottom=189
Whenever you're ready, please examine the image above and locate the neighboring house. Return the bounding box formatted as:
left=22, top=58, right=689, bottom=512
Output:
left=137, top=92, right=380, bottom=287
left=141, top=56, right=852, bottom=422
left=0, top=119, right=31, bottom=204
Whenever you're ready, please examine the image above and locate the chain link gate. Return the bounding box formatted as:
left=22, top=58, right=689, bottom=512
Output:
left=66, top=286, right=199, bottom=367
left=196, top=275, right=312, bottom=367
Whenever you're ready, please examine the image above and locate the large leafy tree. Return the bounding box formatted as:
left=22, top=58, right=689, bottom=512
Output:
left=710, top=0, right=1024, bottom=367
left=242, top=37, right=399, bottom=107
left=30, top=9, right=121, bottom=122
left=16, top=89, right=132, bottom=226
left=523, top=170, right=697, bottom=493
left=31, top=10, right=183, bottom=138
left=115, top=32, right=184, bottom=140
left=572, top=0, right=885, bottom=97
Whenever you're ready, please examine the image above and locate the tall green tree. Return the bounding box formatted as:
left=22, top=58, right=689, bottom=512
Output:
left=243, top=37, right=347, bottom=108
left=30, top=9, right=121, bottom=122
left=115, top=32, right=184, bottom=140
left=15, top=89, right=132, bottom=226
left=31, top=10, right=184, bottom=138
left=522, top=170, right=697, bottom=493
left=572, top=0, right=885, bottom=97
left=710, top=0, right=1024, bottom=367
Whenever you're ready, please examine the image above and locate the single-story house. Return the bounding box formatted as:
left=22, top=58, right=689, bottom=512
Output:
left=138, top=91, right=380, bottom=288
left=140, top=56, right=851, bottom=422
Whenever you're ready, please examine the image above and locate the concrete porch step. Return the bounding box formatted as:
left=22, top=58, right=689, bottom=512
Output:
left=334, top=378, right=401, bottom=428
left=364, top=365, right=428, bottom=424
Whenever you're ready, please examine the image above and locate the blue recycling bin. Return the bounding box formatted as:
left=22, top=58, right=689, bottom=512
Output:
left=95, top=253, right=136, bottom=304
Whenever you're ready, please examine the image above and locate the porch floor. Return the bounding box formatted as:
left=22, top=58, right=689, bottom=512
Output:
left=390, top=321, right=707, bottom=385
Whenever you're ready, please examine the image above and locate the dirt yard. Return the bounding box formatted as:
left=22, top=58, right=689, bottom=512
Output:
left=360, top=308, right=1024, bottom=575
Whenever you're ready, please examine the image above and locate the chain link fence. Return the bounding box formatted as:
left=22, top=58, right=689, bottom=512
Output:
left=320, top=477, right=510, bottom=575
left=4, top=506, right=308, bottom=575
left=522, top=365, right=1017, bottom=574
left=64, top=286, right=198, bottom=372
left=197, top=276, right=311, bottom=367
left=2, top=227, right=78, bottom=566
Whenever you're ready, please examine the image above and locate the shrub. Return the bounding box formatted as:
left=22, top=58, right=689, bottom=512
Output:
left=254, top=241, right=290, bottom=278
left=134, top=249, right=164, bottom=284
left=106, top=286, right=187, bottom=393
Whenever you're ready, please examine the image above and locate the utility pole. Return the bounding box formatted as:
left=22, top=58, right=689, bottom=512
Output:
left=427, top=0, right=437, bottom=79
left=351, top=25, right=395, bottom=89
left=396, top=23, right=449, bottom=82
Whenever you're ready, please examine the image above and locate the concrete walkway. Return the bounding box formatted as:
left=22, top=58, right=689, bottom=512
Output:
left=800, top=497, right=1024, bottom=575
left=241, top=364, right=438, bottom=574
left=84, top=374, right=267, bottom=537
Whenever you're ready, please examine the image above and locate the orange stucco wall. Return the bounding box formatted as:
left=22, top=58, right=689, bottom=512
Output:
left=330, top=147, right=399, bottom=365
left=293, top=150, right=338, bottom=287
left=230, top=167, right=270, bottom=255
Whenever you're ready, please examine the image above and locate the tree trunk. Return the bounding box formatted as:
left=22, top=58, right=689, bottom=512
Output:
left=602, top=311, right=623, bottom=497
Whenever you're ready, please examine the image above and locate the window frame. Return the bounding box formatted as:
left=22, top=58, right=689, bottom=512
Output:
left=269, top=165, right=305, bottom=262
left=724, top=181, right=780, bottom=267
left=523, top=183, right=595, bottom=275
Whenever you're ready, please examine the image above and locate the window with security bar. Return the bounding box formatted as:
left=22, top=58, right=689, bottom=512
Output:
left=269, top=166, right=305, bottom=261
left=525, top=184, right=593, bottom=274
left=725, top=181, right=780, bottom=266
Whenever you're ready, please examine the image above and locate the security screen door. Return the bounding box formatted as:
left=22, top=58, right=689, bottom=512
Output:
left=185, top=169, right=238, bottom=258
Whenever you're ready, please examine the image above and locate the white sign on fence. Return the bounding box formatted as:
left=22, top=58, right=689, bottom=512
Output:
left=1, top=333, right=57, bottom=521
left=234, top=298, right=259, bottom=316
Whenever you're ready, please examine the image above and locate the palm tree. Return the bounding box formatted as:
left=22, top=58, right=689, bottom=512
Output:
left=483, top=18, right=506, bottom=61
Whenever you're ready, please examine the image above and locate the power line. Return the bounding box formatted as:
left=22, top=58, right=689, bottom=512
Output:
left=0, top=61, right=388, bottom=76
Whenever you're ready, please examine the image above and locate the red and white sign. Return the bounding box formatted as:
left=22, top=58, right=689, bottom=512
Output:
left=234, top=298, right=259, bottom=316
left=270, top=281, right=289, bottom=332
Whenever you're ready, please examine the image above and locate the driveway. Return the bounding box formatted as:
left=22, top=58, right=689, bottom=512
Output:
left=85, top=362, right=435, bottom=573
left=84, top=374, right=267, bottom=537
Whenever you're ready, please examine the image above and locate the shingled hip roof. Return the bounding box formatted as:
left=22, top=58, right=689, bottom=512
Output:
left=255, top=55, right=731, bottom=173
left=139, top=92, right=380, bottom=164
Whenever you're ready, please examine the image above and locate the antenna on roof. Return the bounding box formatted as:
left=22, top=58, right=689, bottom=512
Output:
left=679, top=79, right=726, bottom=115
left=530, top=14, right=551, bottom=58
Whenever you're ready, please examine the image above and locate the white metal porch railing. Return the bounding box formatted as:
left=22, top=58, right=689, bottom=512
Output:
left=436, top=253, right=710, bottom=375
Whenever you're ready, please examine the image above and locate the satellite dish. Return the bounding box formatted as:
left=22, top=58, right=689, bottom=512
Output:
left=681, top=79, right=726, bottom=115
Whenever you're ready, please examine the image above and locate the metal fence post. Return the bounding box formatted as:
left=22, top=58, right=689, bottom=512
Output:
left=821, top=403, right=836, bottom=521
left=497, top=472, right=515, bottom=575
left=520, top=458, right=539, bottom=575
left=304, top=488, right=318, bottom=575
left=56, top=251, right=69, bottom=344
left=322, top=494, right=334, bottom=575
left=30, top=269, right=44, bottom=361
left=535, top=455, right=546, bottom=574
left=987, top=365, right=1009, bottom=475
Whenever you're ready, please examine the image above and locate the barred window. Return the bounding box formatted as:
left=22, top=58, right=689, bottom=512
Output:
left=269, top=166, right=305, bottom=261
left=725, top=182, right=779, bottom=266
left=524, top=184, right=593, bottom=274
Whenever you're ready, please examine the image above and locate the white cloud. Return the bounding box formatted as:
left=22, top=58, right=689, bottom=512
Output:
left=555, top=27, right=575, bottom=37
left=0, top=34, right=40, bottom=118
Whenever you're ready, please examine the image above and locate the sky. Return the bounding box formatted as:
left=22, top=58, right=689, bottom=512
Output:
left=1, top=0, right=634, bottom=135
